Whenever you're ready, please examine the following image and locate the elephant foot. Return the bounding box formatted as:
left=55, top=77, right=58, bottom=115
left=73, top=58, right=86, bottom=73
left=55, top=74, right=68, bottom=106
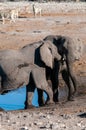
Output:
left=73, top=91, right=78, bottom=97
left=45, top=99, right=55, bottom=106
left=39, top=102, right=45, bottom=107
left=55, top=101, right=59, bottom=104
left=45, top=102, right=55, bottom=108
left=53, top=98, right=59, bottom=103
left=25, top=104, right=35, bottom=109
left=68, top=91, right=78, bottom=101
left=38, top=99, right=45, bottom=107
left=68, top=95, right=75, bottom=101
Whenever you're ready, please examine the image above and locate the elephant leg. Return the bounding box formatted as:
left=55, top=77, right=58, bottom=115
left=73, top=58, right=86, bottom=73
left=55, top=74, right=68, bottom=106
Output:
left=66, top=59, right=77, bottom=100
left=25, top=75, right=35, bottom=109
left=31, top=67, right=54, bottom=105
left=38, top=80, right=54, bottom=106
left=61, top=68, right=74, bottom=101
left=25, top=91, right=34, bottom=109
left=37, top=89, right=45, bottom=106
left=69, top=69, right=77, bottom=94
left=52, top=60, right=60, bottom=103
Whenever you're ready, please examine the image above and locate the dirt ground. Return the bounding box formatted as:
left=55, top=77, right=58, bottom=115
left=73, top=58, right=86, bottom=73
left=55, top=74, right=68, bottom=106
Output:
left=0, top=2, right=86, bottom=130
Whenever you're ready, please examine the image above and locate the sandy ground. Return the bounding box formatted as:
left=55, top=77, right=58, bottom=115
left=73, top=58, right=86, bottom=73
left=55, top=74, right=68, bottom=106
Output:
left=0, top=2, right=86, bottom=130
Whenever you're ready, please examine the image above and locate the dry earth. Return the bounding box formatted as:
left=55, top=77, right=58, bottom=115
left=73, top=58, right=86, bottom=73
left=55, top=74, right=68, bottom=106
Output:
left=0, top=2, right=86, bottom=130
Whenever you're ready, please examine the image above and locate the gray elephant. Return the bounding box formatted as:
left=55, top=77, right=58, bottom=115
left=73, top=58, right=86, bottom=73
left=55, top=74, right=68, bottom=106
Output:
left=0, top=49, right=54, bottom=108
left=42, top=35, right=84, bottom=101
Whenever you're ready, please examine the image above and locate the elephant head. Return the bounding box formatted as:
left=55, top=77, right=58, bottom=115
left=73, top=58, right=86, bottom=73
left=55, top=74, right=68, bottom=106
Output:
left=39, top=40, right=61, bottom=69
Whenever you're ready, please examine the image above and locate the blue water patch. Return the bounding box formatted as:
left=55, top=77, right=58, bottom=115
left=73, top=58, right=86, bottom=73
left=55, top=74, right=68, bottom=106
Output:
left=0, top=86, right=47, bottom=111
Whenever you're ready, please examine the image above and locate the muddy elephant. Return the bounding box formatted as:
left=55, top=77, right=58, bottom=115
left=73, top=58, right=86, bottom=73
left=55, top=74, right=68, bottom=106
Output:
left=0, top=49, right=54, bottom=108
left=42, top=35, right=84, bottom=101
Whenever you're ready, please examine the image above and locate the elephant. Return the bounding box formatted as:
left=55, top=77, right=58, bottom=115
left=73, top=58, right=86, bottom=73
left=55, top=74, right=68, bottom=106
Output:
left=42, top=35, right=84, bottom=101
left=0, top=40, right=61, bottom=108
left=0, top=49, right=54, bottom=108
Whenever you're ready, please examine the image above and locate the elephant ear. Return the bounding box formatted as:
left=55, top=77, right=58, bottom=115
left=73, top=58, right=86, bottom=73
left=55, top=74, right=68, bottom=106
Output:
left=40, top=42, right=53, bottom=68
